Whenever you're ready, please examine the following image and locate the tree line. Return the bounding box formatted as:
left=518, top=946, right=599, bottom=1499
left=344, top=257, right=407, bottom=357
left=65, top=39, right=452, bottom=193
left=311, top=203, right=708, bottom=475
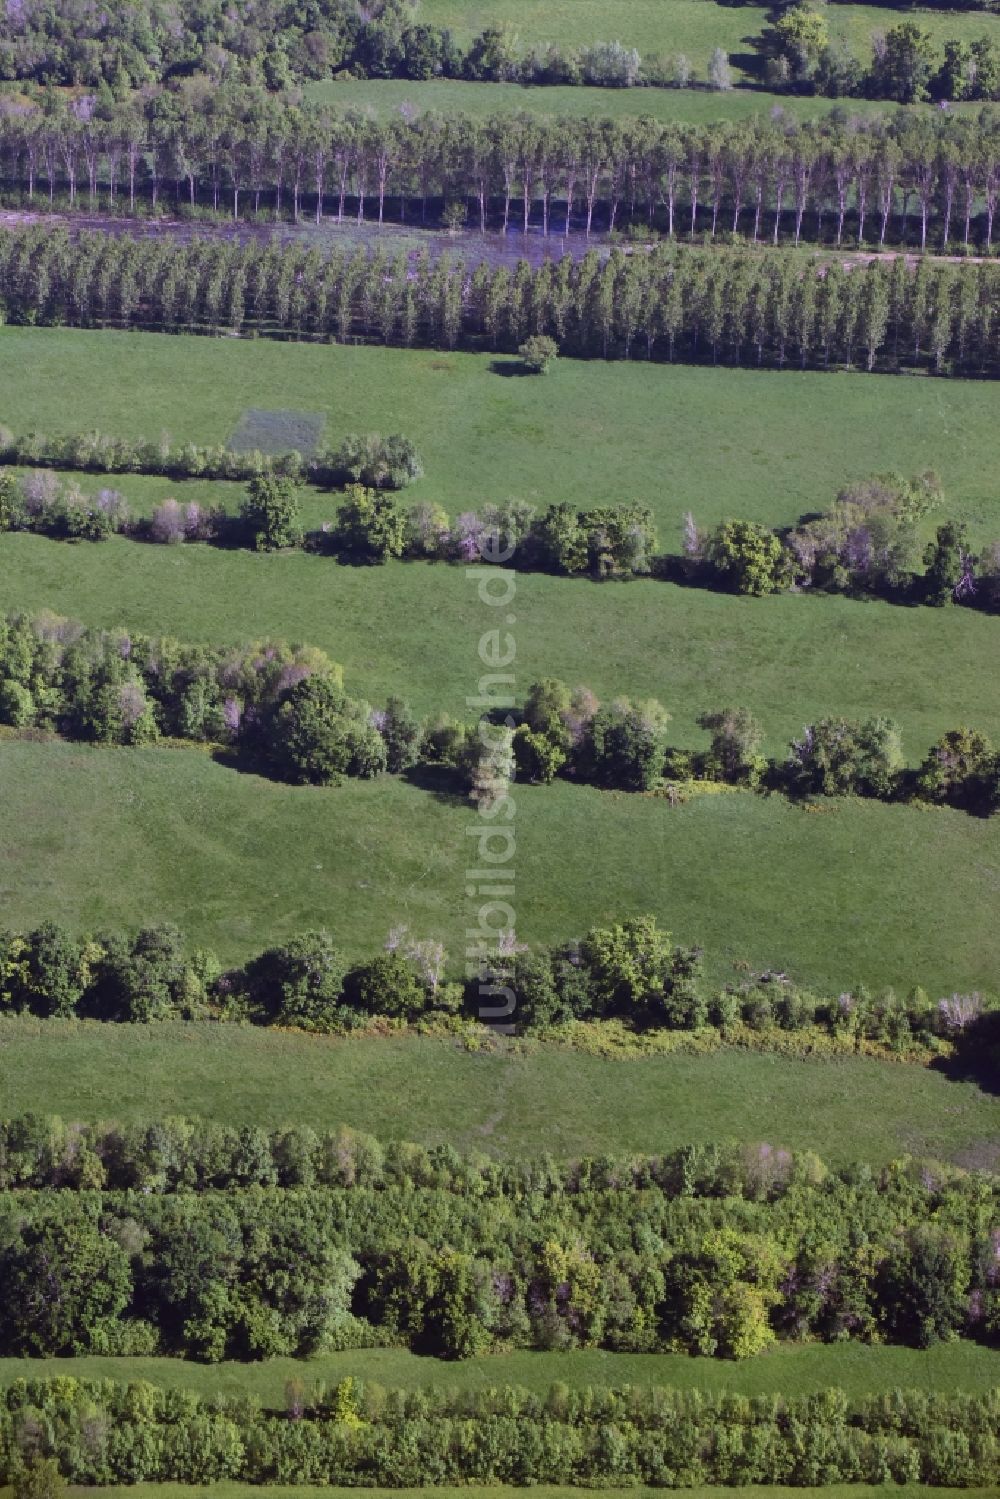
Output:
left=4, top=910, right=991, bottom=1050
left=2, top=228, right=999, bottom=377
left=2, top=0, right=1000, bottom=99
left=3, top=1375, right=999, bottom=1486
left=0, top=1115, right=935, bottom=1197
left=0, top=1159, right=999, bottom=1360
left=2, top=95, right=1000, bottom=250
left=4, top=607, right=1000, bottom=820
left=7, top=459, right=1000, bottom=619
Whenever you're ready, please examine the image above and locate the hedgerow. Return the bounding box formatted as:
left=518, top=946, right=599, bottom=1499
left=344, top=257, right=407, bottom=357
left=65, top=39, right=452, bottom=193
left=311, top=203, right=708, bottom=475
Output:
left=3, top=1375, right=999, bottom=1485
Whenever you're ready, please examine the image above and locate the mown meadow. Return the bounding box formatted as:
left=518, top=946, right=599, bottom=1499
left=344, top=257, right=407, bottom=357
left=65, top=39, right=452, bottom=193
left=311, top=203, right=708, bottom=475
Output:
left=0, top=1017, right=997, bottom=1162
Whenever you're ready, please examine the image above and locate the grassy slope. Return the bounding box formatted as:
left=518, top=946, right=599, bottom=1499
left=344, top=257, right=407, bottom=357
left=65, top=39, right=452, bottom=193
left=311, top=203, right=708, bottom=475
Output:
left=2, top=741, right=1000, bottom=992
left=2, top=1343, right=998, bottom=1403
left=0, top=1018, right=996, bottom=1162
left=3, top=328, right=1000, bottom=540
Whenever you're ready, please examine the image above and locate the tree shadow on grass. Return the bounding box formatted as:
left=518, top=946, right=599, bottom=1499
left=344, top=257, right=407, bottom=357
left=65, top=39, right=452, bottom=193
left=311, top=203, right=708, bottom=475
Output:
left=489, top=358, right=533, bottom=377
left=930, top=1016, right=1000, bottom=1097
left=401, top=762, right=469, bottom=807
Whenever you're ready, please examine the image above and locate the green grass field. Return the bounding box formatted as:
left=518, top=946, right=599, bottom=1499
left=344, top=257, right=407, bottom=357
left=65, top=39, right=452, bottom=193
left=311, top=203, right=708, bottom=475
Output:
left=4, top=328, right=1000, bottom=1000
left=0, top=1018, right=997, bottom=1162
left=2, top=740, right=1000, bottom=993
left=2, top=1342, right=998, bottom=1403
left=4, top=328, right=1000, bottom=540
left=303, top=76, right=942, bottom=122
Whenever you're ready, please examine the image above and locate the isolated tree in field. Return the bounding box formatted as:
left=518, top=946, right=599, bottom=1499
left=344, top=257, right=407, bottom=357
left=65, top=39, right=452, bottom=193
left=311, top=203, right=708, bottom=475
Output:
left=518, top=334, right=559, bottom=373
left=240, top=473, right=303, bottom=551
left=917, top=727, right=1000, bottom=814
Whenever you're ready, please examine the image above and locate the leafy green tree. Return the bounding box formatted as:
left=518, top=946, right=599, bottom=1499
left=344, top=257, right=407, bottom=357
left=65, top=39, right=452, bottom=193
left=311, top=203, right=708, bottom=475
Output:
left=513, top=724, right=567, bottom=783
left=239, top=474, right=303, bottom=551
left=772, top=3, right=830, bottom=82
left=337, top=483, right=406, bottom=563
left=14, top=1459, right=67, bottom=1499
left=788, top=715, right=903, bottom=797
left=269, top=676, right=387, bottom=784
left=661, top=1229, right=785, bottom=1358
left=0, top=679, right=35, bottom=727
left=870, top=23, right=935, bottom=104
left=378, top=696, right=421, bottom=772
left=584, top=696, right=670, bottom=790
left=534, top=503, right=588, bottom=574
left=342, top=951, right=427, bottom=1018
left=249, top=930, right=346, bottom=1030
left=706, top=520, right=791, bottom=596
left=523, top=678, right=573, bottom=747
left=879, top=1224, right=969, bottom=1347
left=923, top=520, right=973, bottom=605
left=21, top=923, right=88, bottom=1018
left=332, top=433, right=423, bottom=489
left=578, top=914, right=703, bottom=1026
left=1, top=1216, right=132, bottom=1354
left=917, top=726, right=999, bottom=813
left=0, top=469, right=25, bottom=531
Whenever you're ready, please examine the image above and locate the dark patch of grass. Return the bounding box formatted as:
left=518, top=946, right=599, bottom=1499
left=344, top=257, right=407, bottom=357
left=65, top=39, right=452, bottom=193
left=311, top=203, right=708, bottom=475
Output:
left=227, top=407, right=326, bottom=458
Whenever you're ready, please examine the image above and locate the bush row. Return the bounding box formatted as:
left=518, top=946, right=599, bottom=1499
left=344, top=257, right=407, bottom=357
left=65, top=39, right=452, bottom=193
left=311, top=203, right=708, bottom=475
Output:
left=7, top=462, right=1000, bottom=624
left=0, top=1115, right=907, bottom=1197
left=3, top=608, right=1000, bottom=820
left=0, top=429, right=421, bottom=490
left=3, top=1377, right=1000, bottom=1487
left=0, top=1162, right=999, bottom=1359
left=2, top=229, right=998, bottom=376
left=1, top=908, right=994, bottom=1047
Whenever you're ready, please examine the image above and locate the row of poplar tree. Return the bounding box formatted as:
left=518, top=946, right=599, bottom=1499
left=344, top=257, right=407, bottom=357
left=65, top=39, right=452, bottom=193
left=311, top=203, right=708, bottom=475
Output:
left=1, top=228, right=998, bottom=374
left=3, top=91, right=1000, bottom=249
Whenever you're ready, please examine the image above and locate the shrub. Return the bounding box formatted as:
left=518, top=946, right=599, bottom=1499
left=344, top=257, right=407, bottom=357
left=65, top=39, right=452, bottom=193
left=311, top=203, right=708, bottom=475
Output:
left=518, top=334, right=559, bottom=373
left=342, top=951, right=427, bottom=1018
left=332, top=432, right=424, bottom=489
